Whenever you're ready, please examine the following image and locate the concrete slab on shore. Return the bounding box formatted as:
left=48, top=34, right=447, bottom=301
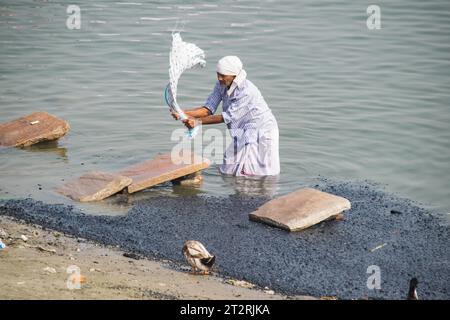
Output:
left=249, top=188, right=351, bottom=231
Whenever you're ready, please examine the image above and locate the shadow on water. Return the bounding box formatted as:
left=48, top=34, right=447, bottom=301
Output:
left=20, top=140, right=68, bottom=160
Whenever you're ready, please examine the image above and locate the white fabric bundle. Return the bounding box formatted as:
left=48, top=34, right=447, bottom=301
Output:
left=166, top=33, right=206, bottom=138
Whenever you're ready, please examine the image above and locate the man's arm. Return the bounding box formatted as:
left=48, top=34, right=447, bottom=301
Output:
left=183, top=114, right=224, bottom=129
left=171, top=106, right=223, bottom=128
left=171, top=106, right=211, bottom=119
left=199, top=114, right=224, bottom=125
left=186, top=106, right=211, bottom=118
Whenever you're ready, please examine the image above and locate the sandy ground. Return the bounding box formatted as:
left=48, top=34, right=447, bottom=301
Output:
left=0, top=215, right=315, bottom=300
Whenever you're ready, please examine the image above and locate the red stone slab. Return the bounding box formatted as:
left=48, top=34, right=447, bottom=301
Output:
left=0, top=112, right=70, bottom=147
left=249, top=188, right=351, bottom=232
left=118, top=151, right=210, bottom=193
left=56, top=171, right=132, bottom=202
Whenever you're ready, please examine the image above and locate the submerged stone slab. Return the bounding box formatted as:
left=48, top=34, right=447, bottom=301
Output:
left=171, top=171, right=203, bottom=186
left=118, top=151, right=210, bottom=193
left=56, top=171, right=132, bottom=202
left=0, top=112, right=70, bottom=147
left=249, top=188, right=351, bottom=232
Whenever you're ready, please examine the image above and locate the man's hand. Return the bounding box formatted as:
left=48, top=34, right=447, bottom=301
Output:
left=182, top=117, right=199, bottom=129
left=171, top=110, right=181, bottom=120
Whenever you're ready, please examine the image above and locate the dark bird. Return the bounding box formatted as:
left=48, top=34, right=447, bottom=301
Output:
left=407, top=278, right=419, bottom=300
left=182, top=240, right=216, bottom=275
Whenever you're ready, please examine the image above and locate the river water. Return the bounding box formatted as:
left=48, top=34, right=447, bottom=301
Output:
left=1, top=0, right=449, bottom=220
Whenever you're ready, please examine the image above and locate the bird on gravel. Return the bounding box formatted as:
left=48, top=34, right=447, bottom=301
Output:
left=182, top=240, right=216, bottom=275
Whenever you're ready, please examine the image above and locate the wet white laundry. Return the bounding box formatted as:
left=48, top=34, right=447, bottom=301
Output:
left=166, top=33, right=206, bottom=138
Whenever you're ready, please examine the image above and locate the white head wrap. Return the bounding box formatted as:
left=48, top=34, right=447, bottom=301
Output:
left=216, top=56, right=247, bottom=96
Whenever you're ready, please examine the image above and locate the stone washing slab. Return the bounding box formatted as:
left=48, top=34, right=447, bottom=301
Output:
left=0, top=112, right=70, bottom=147
left=171, top=171, right=203, bottom=186
left=118, top=151, right=210, bottom=193
left=249, top=188, right=351, bottom=232
left=56, top=171, right=132, bottom=202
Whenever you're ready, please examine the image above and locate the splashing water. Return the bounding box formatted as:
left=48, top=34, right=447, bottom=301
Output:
left=165, top=32, right=206, bottom=138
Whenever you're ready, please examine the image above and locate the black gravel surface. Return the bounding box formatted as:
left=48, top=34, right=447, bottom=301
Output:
left=1, top=180, right=449, bottom=299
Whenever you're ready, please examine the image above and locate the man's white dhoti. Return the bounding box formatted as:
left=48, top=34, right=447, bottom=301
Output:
left=219, top=120, right=280, bottom=176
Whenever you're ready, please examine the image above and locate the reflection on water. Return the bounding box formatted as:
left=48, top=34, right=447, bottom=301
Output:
left=21, top=140, right=68, bottom=160
left=221, top=174, right=280, bottom=197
